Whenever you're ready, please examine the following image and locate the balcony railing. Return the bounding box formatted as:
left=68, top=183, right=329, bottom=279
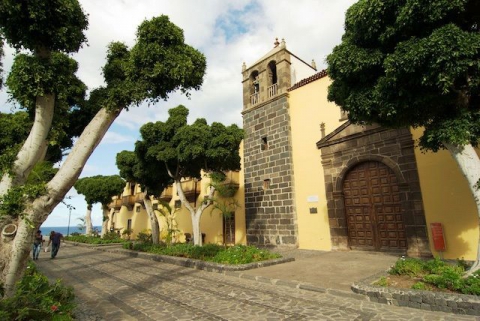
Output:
left=216, top=171, right=240, bottom=197
left=181, top=179, right=201, bottom=203
left=267, top=83, right=277, bottom=98
left=159, top=186, right=173, bottom=202
left=109, top=198, right=122, bottom=210
left=250, top=93, right=259, bottom=105
left=134, top=192, right=144, bottom=204
left=122, top=195, right=135, bottom=210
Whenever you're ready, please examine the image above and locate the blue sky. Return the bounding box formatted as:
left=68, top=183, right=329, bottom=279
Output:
left=0, top=0, right=357, bottom=227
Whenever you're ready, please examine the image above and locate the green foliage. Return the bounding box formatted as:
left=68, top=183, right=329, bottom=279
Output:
left=0, top=112, right=30, bottom=175
left=129, top=243, right=281, bottom=265
left=0, top=0, right=88, bottom=53
left=423, top=267, right=464, bottom=290
left=411, top=282, right=429, bottom=290
left=136, top=230, right=153, bottom=244
left=388, top=256, right=480, bottom=295
left=156, top=202, right=179, bottom=246
left=122, top=228, right=133, bottom=238
left=64, top=234, right=124, bottom=244
left=102, top=231, right=122, bottom=241
left=0, top=183, right=47, bottom=218
left=7, top=52, right=86, bottom=111
left=26, top=161, right=58, bottom=185
left=76, top=217, right=86, bottom=232
left=374, top=276, right=389, bottom=287
left=0, top=262, right=75, bottom=320
left=327, top=0, right=480, bottom=151
left=74, top=175, right=125, bottom=207
left=128, top=16, right=206, bottom=103
left=211, top=245, right=281, bottom=265
left=133, top=105, right=244, bottom=183
left=389, top=257, right=426, bottom=276
left=0, top=36, right=3, bottom=88
left=213, top=183, right=239, bottom=198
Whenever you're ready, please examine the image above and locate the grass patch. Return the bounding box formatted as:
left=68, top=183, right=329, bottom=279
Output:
left=387, top=257, right=480, bottom=295
left=0, top=262, right=75, bottom=320
left=124, top=243, right=282, bottom=265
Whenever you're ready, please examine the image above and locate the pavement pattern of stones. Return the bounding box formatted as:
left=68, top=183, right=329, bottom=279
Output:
left=35, top=245, right=479, bottom=321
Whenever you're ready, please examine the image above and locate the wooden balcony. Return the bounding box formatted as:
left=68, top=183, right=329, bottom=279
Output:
left=109, top=198, right=123, bottom=210
left=122, top=195, right=135, bottom=210
left=181, top=179, right=201, bottom=203
left=216, top=171, right=240, bottom=197
left=159, top=186, right=173, bottom=202
left=134, top=192, right=144, bottom=203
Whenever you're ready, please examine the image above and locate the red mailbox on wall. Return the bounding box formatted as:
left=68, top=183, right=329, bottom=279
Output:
left=430, top=222, right=446, bottom=251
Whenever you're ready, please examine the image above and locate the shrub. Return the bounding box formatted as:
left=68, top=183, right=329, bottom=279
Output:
left=388, top=256, right=480, bottom=295
left=102, top=231, right=122, bottom=241
left=65, top=235, right=123, bottom=244
left=125, top=243, right=281, bottom=264
left=0, top=263, right=75, bottom=320
left=461, top=275, right=480, bottom=295
left=412, top=281, right=429, bottom=290
left=136, top=230, right=152, bottom=244
left=389, top=257, right=426, bottom=277
left=212, top=245, right=280, bottom=264
left=374, top=276, right=389, bottom=287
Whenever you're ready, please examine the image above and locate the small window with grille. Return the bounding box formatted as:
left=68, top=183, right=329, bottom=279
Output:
left=261, top=137, right=268, bottom=151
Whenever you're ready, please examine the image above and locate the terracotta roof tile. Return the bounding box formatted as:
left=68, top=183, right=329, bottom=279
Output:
left=288, top=69, right=328, bottom=91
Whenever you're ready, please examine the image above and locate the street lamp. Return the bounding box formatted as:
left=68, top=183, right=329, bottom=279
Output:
left=66, top=206, right=75, bottom=236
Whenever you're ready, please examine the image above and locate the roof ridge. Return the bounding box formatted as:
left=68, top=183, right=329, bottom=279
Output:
left=288, top=69, right=328, bottom=91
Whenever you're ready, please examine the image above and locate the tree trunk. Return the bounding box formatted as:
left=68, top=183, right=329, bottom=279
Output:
left=143, top=195, right=160, bottom=244
left=175, top=180, right=215, bottom=246
left=101, top=205, right=109, bottom=238
left=0, top=107, right=121, bottom=297
left=0, top=94, right=54, bottom=196
left=85, top=204, right=93, bottom=236
left=0, top=217, right=33, bottom=297
left=443, top=142, right=480, bottom=276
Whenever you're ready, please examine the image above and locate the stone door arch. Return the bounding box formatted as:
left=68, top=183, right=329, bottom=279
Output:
left=343, top=161, right=407, bottom=251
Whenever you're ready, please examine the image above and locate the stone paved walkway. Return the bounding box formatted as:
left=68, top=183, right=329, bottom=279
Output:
left=35, top=245, right=479, bottom=321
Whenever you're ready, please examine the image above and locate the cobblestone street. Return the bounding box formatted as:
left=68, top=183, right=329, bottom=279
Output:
left=36, top=245, right=478, bottom=321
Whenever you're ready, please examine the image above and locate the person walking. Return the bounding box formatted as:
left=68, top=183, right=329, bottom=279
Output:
left=47, top=231, right=64, bottom=259
left=32, top=230, right=44, bottom=260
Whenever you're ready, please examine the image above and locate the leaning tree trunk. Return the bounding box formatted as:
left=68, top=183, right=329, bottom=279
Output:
left=0, top=94, right=54, bottom=197
left=0, top=216, right=34, bottom=297
left=100, top=205, right=109, bottom=238
left=175, top=180, right=215, bottom=246
left=444, top=142, right=480, bottom=276
left=1, top=196, right=51, bottom=297
left=143, top=194, right=160, bottom=244
left=85, top=204, right=93, bottom=236
left=0, top=107, right=121, bottom=297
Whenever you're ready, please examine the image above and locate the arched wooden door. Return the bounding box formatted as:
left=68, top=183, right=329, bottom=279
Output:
left=343, top=162, right=407, bottom=251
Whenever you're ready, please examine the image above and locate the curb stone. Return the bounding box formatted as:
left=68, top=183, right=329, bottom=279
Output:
left=352, top=271, right=480, bottom=316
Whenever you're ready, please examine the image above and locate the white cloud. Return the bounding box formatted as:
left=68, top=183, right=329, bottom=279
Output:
left=101, top=131, right=135, bottom=145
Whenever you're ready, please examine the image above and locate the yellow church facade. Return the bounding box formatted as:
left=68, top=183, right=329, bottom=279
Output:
left=109, top=40, right=479, bottom=261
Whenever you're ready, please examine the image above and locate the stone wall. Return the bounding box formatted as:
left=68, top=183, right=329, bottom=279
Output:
left=352, top=273, right=480, bottom=315
left=242, top=94, right=298, bottom=245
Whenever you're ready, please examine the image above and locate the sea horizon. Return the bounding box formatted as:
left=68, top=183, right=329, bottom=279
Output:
left=39, top=225, right=102, bottom=237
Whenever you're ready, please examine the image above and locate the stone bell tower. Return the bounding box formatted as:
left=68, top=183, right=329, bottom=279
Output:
left=241, top=38, right=316, bottom=246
